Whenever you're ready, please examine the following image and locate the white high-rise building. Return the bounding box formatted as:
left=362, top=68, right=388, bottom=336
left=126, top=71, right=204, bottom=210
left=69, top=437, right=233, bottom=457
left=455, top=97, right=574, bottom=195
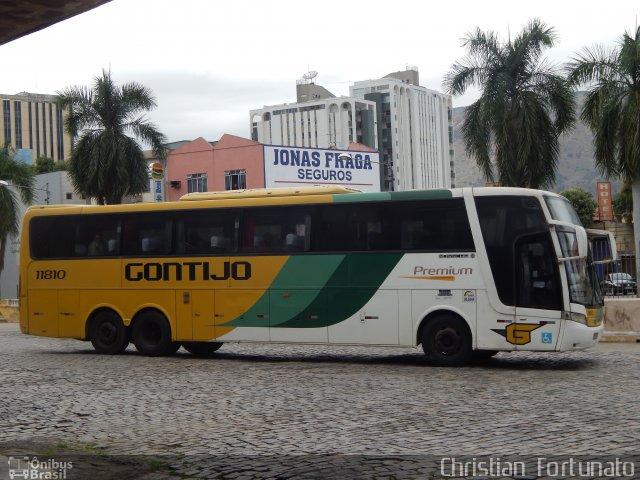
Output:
left=250, top=77, right=377, bottom=152
left=350, top=67, right=455, bottom=191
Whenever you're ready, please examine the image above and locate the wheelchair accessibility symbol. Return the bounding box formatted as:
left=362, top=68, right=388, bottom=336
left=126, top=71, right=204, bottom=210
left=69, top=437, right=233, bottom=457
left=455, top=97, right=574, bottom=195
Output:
left=541, top=332, right=553, bottom=344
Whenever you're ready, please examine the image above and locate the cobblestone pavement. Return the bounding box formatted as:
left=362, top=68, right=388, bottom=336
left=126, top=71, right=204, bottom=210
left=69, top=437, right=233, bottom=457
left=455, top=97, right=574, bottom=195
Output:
left=1, top=322, right=639, bottom=479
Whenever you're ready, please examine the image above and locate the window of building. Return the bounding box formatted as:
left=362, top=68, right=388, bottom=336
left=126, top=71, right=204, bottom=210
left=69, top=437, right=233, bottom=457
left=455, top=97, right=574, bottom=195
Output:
left=41, top=103, right=46, bottom=155
left=28, top=102, right=33, bottom=149
left=187, top=173, right=208, bottom=193
left=34, top=103, right=40, bottom=157
left=56, top=105, right=64, bottom=160
left=48, top=103, right=54, bottom=158
left=225, top=170, right=246, bottom=190
left=3, top=100, right=11, bottom=143
left=14, top=101, right=22, bottom=149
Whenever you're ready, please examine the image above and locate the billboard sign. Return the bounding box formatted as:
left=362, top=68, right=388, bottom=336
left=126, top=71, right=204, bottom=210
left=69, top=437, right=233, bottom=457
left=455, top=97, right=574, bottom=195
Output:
left=596, top=181, right=613, bottom=221
left=263, top=145, right=380, bottom=192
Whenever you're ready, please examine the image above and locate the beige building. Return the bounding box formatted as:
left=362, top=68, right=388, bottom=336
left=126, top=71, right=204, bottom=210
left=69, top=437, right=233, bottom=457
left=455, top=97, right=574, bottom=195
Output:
left=0, top=92, right=72, bottom=163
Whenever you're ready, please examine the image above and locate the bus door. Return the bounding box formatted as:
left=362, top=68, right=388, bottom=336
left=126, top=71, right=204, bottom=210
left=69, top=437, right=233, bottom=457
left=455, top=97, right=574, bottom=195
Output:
left=513, top=232, right=563, bottom=350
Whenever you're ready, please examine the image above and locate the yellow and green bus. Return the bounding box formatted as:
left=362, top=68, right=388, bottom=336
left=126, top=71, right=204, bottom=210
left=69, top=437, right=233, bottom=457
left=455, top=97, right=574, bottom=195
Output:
left=19, top=185, right=613, bottom=365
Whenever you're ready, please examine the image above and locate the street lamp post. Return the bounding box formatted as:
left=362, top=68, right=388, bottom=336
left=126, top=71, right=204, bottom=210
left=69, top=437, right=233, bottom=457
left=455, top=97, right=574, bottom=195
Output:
left=0, top=180, right=51, bottom=204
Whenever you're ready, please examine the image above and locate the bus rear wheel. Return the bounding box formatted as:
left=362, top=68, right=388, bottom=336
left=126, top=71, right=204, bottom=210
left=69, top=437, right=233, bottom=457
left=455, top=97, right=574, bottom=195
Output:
left=421, top=315, right=472, bottom=366
left=132, top=311, right=179, bottom=356
left=182, top=342, right=223, bottom=356
left=89, top=310, right=129, bottom=355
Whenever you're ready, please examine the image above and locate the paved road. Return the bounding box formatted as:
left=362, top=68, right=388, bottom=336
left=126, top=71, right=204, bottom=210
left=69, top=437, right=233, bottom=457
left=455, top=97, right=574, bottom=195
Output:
left=1, top=322, right=639, bottom=479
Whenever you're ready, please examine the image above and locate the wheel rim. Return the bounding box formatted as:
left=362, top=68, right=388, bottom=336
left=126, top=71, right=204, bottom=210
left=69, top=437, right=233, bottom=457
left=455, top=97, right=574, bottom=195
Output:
left=434, top=327, right=462, bottom=356
left=97, top=321, right=117, bottom=346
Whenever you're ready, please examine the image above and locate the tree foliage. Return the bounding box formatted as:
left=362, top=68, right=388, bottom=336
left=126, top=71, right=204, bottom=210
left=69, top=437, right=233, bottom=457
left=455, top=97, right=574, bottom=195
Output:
left=560, top=187, right=597, bottom=227
left=567, top=26, right=640, bottom=277
left=33, top=155, right=68, bottom=174
left=566, top=26, right=640, bottom=181
left=57, top=70, right=167, bottom=204
left=443, top=18, right=575, bottom=189
left=0, top=144, right=35, bottom=272
left=613, top=180, right=633, bottom=220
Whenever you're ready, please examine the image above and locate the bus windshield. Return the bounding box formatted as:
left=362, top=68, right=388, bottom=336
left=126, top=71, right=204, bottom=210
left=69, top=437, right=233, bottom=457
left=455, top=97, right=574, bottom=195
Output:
left=564, top=258, right=603, bottom=306
left=545, top=195, right=603, bottom=306
left=545, top=195, right=583, bottom=226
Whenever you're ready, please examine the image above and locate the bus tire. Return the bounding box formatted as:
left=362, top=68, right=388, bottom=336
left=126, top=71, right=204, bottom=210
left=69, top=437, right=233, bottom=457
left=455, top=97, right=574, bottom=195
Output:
left=421, top=314, right=472, bottom=366
left=89, top=310, right=129, bottom=355
left=182, top=341, right=223, bottom=356
left=132, top=310, right=178, bottom=356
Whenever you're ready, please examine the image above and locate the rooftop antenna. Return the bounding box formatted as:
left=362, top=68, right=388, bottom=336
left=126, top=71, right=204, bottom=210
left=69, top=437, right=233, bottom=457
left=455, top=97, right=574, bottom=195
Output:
left=302, top=71, right=318, bottom=84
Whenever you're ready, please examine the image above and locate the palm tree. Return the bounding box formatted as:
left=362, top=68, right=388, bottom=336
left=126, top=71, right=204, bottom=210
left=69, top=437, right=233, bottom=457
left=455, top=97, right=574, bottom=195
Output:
left=57, top=69, right=168, bottom=204
left=0, top=144, right=35, bottom=274
left=443, top=19, right=575, bottom=188
left=566, top=26, right=640, bottom=279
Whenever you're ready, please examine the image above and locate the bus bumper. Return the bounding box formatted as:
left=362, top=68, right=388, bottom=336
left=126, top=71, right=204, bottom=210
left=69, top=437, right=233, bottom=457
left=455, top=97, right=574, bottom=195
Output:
left=558, top=321, right=604, bottom=351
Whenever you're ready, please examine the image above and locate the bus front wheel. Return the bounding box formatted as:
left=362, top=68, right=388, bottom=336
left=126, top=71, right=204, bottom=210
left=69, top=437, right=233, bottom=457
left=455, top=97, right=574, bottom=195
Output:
left=89, top=310, right=129, bottom=355
left=132, top=311, right=179, bottom=356
left=182, top=341, right=223, bottom=356
left=421, top=315, right=472, bottom=366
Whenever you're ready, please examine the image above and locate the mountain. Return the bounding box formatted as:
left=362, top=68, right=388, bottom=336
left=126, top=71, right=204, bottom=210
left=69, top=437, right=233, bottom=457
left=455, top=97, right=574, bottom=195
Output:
left=451, top=93, right=620, bottom=195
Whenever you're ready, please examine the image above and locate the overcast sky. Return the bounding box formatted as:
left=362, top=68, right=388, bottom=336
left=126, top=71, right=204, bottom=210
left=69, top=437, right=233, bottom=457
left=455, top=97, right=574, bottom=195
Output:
left=1, top=0, right=638, bottom=143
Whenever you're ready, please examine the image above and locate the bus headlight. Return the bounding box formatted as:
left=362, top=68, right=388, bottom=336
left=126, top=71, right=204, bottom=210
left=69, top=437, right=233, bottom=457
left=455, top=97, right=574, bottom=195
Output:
left=566, top=307, right=603, bottom=327
left=568, top=312, right=588, bottom=325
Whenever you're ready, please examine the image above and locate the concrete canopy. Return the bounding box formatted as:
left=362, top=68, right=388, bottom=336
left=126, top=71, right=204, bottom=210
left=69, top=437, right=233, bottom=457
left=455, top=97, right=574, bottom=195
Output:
left=0, top=0, right=112, bottom=46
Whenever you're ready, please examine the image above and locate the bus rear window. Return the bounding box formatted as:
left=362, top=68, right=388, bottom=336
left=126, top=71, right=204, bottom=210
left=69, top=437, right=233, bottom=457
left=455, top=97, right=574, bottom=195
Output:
left=30, top=216, right=77, bottom=259
left=30, top=215, right=122, bottom=259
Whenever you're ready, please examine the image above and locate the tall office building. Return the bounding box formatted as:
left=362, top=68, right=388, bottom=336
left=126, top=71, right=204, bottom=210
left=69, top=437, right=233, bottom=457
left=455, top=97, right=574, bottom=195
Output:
left=351, top=67, right=455, bottom=191
left=250, top=75, right=377, bottom=151
left=0, top=92, right=71, bottom=163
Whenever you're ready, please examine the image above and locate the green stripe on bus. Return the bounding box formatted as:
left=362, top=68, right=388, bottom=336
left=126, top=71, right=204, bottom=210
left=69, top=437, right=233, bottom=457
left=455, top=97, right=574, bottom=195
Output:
left=388, top=190, right=452, bottom=201
left=332, top=192, right=392, bottom=203
left=270, top=255, right=345, bottom=289
left=222, top=255, right=345, bottom=327
left=276, top=253, right=403, bottom=328
left=332, top=190, right=452, bottom=203
left=221, top=253, right=402, bottom=329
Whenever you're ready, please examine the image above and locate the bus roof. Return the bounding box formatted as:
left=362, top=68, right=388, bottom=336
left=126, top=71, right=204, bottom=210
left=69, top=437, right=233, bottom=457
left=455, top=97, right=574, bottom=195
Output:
left=179, top=185, right=361, bottom=201
left=21, top=186, right=557, bottom=217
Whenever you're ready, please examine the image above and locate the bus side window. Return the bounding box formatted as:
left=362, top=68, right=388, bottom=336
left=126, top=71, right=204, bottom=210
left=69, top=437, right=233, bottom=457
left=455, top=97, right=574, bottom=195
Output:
left=75, top=216, right=121, bottom=257
left=30, top=216, right=77, bottom=259
left=240, top=207, right=308, bottom=254
left=122, top=213, right=171, bottom=256
left=177, top=210, right=236, bottom=255
left=395, top=200, right=473, bottom=252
